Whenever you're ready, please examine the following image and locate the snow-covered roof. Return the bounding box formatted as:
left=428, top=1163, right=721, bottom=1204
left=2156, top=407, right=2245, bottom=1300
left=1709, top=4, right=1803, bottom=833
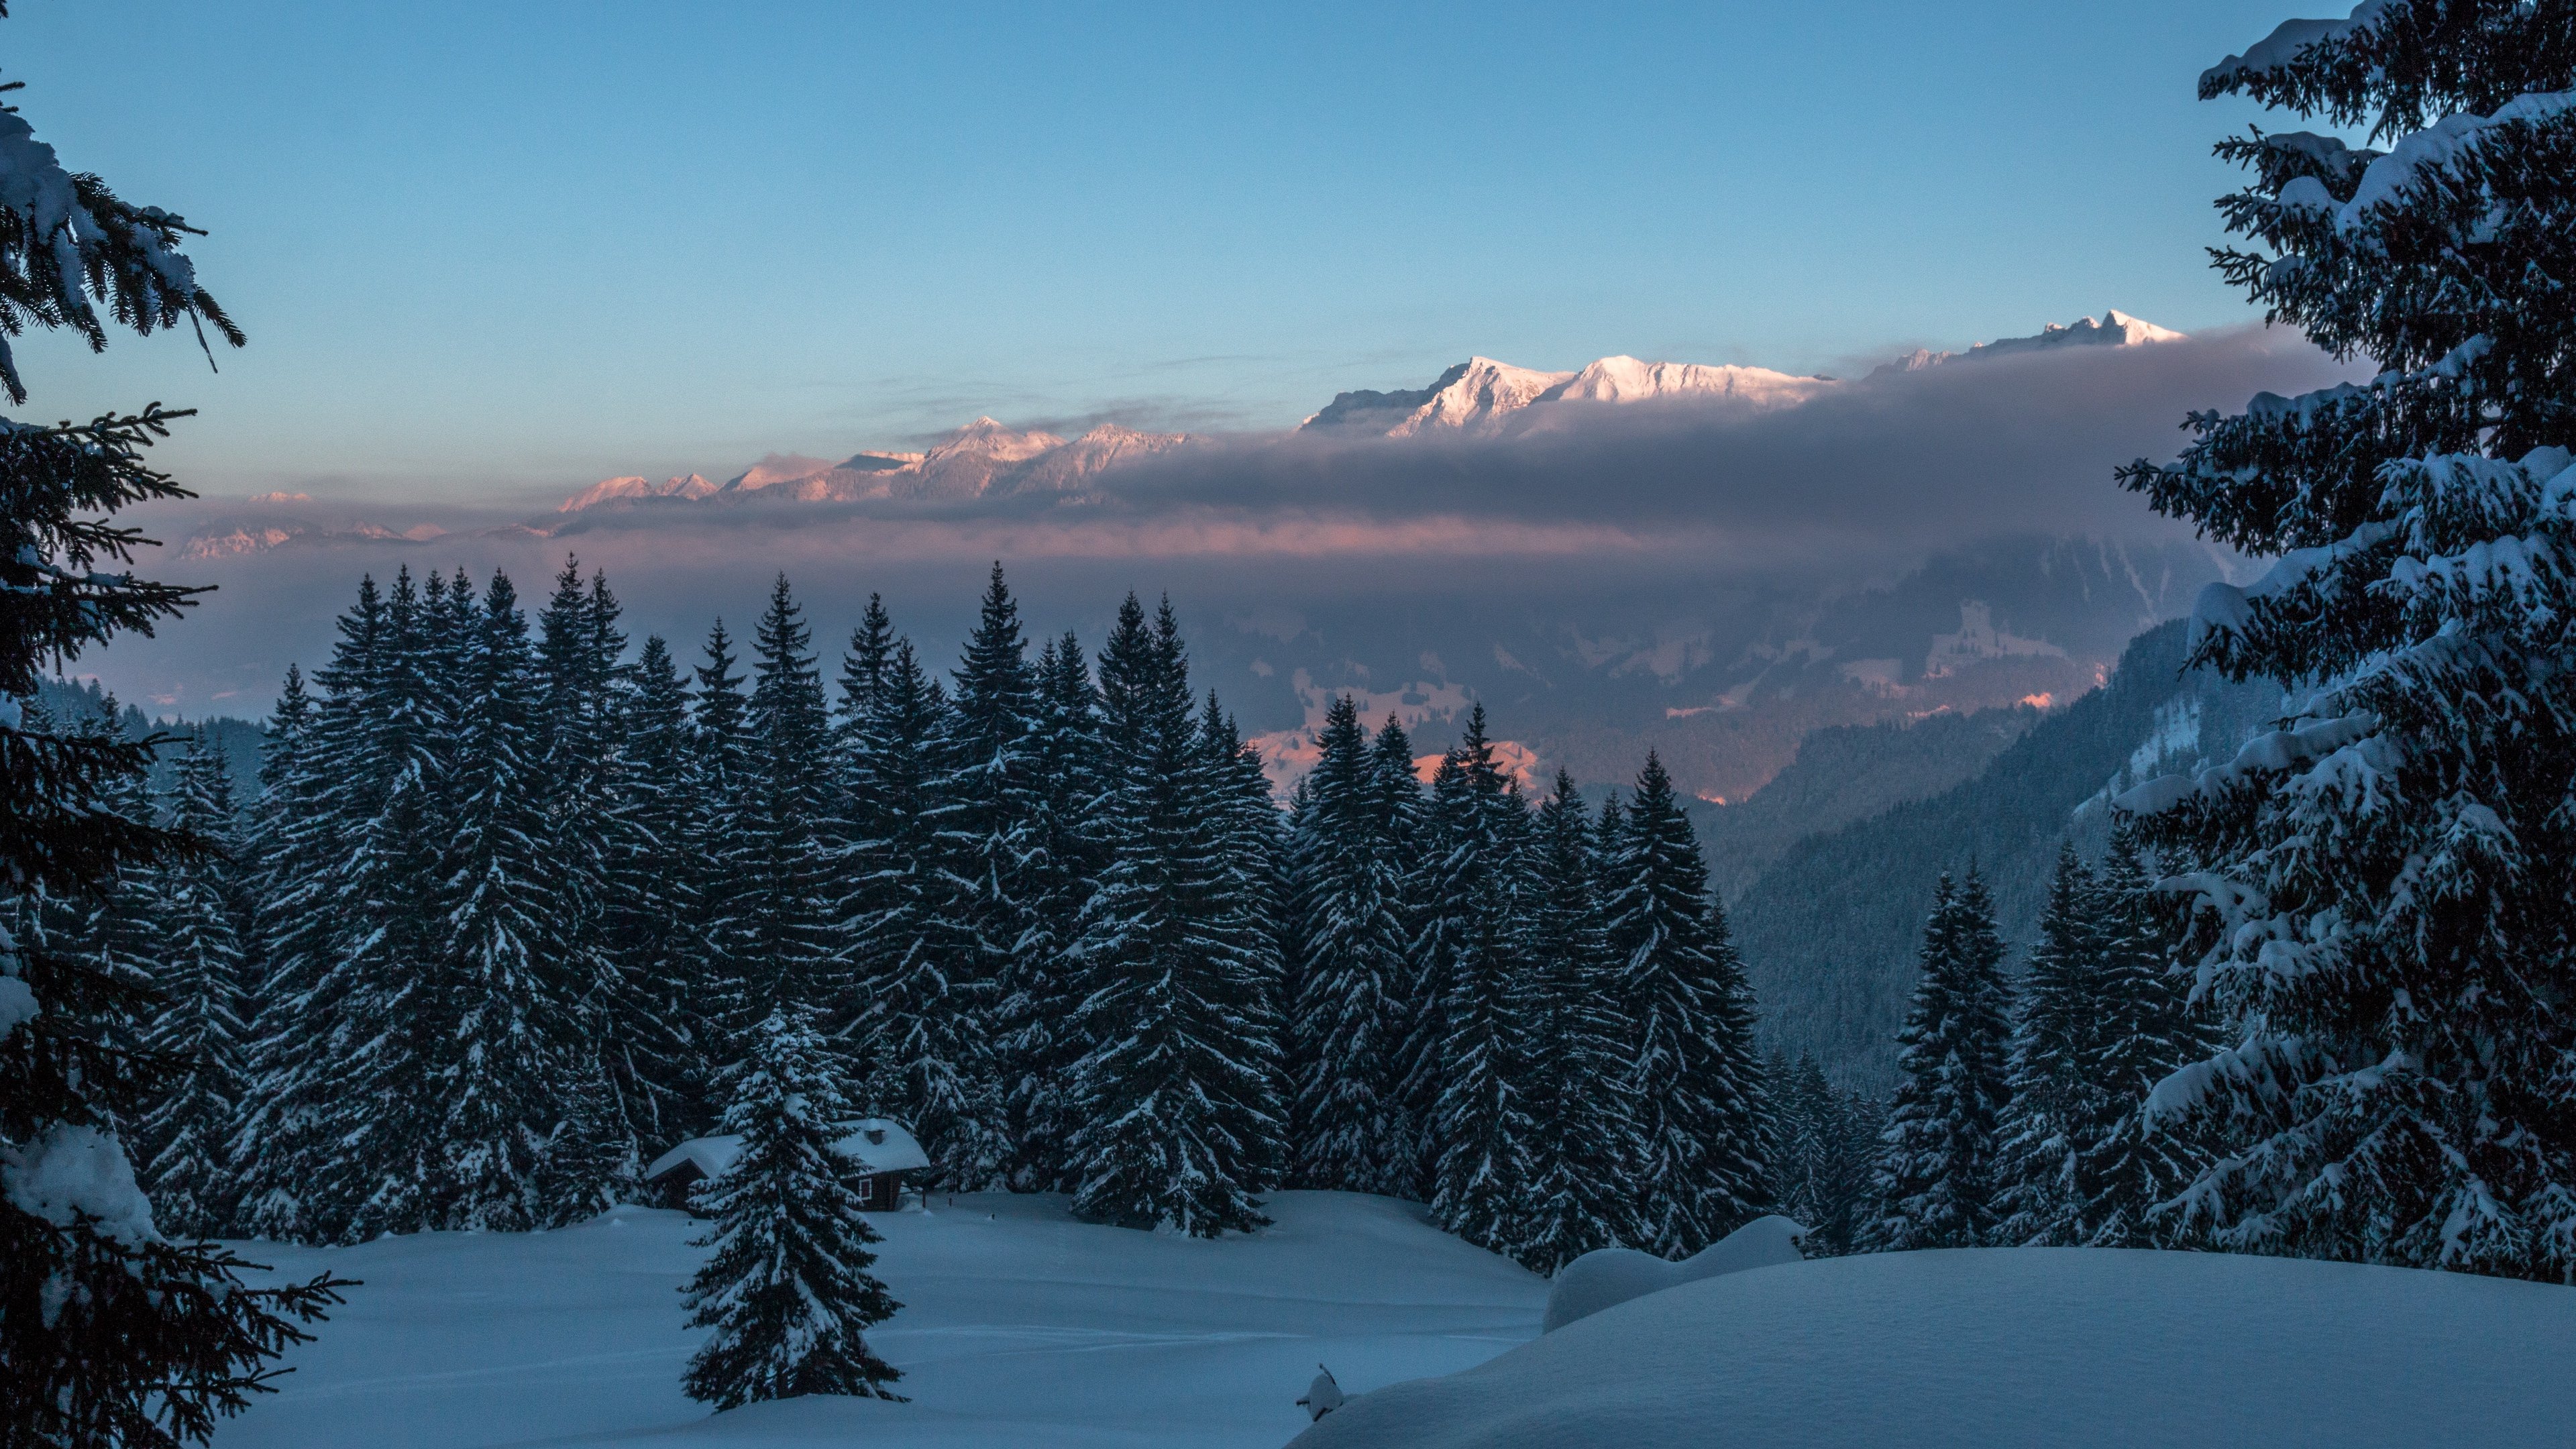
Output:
left=643, top=1118, right=928, bottom=1184
left=643, top=1134, right=744, bottom=1183
left=833, top=1118, right=930, bottom=1175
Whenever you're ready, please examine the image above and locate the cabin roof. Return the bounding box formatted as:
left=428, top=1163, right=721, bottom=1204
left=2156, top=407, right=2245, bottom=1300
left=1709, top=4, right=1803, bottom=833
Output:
left=644, top=1117, right=929, bottom=1184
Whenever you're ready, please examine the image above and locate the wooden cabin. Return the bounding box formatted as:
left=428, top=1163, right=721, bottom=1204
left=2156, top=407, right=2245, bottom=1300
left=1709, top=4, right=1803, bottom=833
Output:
left=643, top=1117, right=930, bottom=1214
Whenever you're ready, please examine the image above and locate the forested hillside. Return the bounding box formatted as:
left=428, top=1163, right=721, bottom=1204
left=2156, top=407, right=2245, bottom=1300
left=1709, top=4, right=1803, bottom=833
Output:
left=1693, top=706, right=2037, bottom=902
left=1731, top=620, right=2277, bottom=1088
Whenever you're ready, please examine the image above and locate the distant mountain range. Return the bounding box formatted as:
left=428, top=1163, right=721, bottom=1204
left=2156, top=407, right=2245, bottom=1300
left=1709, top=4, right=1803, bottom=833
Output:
left=539, top=307, right=2184, bottom=515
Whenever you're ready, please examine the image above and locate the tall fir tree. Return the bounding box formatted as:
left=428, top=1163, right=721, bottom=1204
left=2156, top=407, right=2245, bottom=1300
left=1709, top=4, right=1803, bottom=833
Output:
left=435, top=571, right=572, bottom=1232
left=681, top=1003, right=903, bottom=1409
left=938, top=566, right=1041, bottom=1134
left=131, top=730, right=252, bottom=1240
left=2078, top=826, right=2216, bottom=1248
left=741, top=577, right=842, bottom=1016
left=690, top=620, right=759, bottom=1047
left=995, top=629, right=1102, bottom=1192
left=1870, top=869, right=2013, bottom=1252
left=1771, top=1053, right=1883, bottom=1258
left=1286, top=696, right=1413, bottom=1195
left=1417, top=708, right=1541, bottom=1258
left=2116, top=1, right=2576, bottom=1279
left=843, top=634, right=1003, bottom=1187
left=1063, top=597, right=1281, bottom=1234
left=1605, top=752, right=1768, bottom=1256
left=1364, top=712, right=1432, bottom=1197
left=596, top=634, right=707, bottom=1138
left=1992, top=845, right=2104, bottom=1247
left=0, top=42, right=345, bottom=1434
left=1518, top=769, right=1648, bottom=1270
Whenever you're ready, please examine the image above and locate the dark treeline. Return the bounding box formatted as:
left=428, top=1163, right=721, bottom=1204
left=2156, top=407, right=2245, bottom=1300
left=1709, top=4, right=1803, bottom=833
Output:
left=95, top=558, right=1772, bottom=1271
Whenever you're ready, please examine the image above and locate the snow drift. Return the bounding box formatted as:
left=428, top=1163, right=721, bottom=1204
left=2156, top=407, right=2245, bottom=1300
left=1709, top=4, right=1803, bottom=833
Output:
left=1541, top=1214, right=1807, bottom=1332
left=1294, top=1248, right=2576, bottom=1448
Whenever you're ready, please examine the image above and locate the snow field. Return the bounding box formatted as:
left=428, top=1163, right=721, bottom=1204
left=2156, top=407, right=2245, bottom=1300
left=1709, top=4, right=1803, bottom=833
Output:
left=1295, top=1246, right=2576, bottom=1449
left=215, top=1190, right=1546, bottom=1449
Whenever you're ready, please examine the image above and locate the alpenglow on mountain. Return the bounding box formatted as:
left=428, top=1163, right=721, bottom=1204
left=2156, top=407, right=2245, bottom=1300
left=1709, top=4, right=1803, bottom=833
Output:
left=551, top=310, right=2184, bottom=513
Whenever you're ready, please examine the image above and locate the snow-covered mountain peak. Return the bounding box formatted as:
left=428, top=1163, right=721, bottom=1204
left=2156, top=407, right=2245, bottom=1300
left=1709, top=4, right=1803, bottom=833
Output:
left=1964, top=309, right=2185, bottom=360
left=1542, top=355, right=1833, bottom=410
left=1389, top=357, right=1577, bottom=437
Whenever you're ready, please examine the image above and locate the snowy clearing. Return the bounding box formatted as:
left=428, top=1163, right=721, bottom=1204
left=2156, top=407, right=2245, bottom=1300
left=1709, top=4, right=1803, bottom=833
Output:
left=214, top=1190, right=1545, bottom=1449
left=1295, top=1246, right=2576, bottom=1449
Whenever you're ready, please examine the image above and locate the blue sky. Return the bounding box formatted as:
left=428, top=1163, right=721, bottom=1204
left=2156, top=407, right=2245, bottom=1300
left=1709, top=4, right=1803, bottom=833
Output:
left=3, top=1, right=2302, bottom=503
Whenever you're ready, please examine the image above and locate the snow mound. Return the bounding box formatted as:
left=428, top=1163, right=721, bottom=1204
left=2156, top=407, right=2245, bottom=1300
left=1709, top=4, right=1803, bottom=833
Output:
left=1541, top=1214, right=1806, bottom=1332
left=1294, top=1247, right=2576, bottom=1449
left=4, top=1124, right=158, bottom=1244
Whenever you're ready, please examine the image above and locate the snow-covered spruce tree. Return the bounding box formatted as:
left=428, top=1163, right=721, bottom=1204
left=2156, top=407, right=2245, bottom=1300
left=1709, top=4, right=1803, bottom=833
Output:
left=0, top=43, right=345, bottom=1436
left=1196, top=693, right=1290, bottom=1194
left=1519, top=769, right=1648, bottom=1270
left=1063, top=596, right=1281, bottom=1234
left=596, top=635, right=707, bottom=1138
left=229, top=580, right=399, bottom=1243
left=2112, top=2, right=2576, bottom=1278
left=996, top=629, right=1104, bottom=1192
left=531, top=559, right=645, bottom=1218
left=690, top=619, right=759, bottom=1046
left=1417, top=710, right=1541, bottom=1258
left=741, top=577, right=843, bottom=1016
left=1869, top=870, right=2012, bottom=1252
left=2078, top=826, right=2218, bottom=1248
left=937, top=566, right=1040, bottom=1133
left=1286, top=696, right=1415, bottom=1195
left=435, top=572, right=574, bottom=1232
left=321, top=568, right=458, bottom=1240
left=226, top=665, right=323, bottom=1238
left=1992, top=845, right=2104, bottom=1247
left=131, top=730, right=252, bottom=1240
left=843, top=634, right=1004, bottom=1187
left=1364, top=712, right=1433, bottom=1197
left=1772, top=1054, right=1881, bottom=1258
left=1606, top=751, right=1767, bottom=1256
left=681, top=1002, right=903, bottom=1409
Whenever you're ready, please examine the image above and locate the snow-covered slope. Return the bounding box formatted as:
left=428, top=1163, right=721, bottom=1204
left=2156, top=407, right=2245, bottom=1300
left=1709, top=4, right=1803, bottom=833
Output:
left=1295, top=1248, right=2576, bottom=1448
left=557, top=474, right=718, bottom=512
left=557, top=422, right=1186, bottom=512
left=216, top=1191, right=1543, bottom=1449
left=1879, top=309, right=2188, bottom=374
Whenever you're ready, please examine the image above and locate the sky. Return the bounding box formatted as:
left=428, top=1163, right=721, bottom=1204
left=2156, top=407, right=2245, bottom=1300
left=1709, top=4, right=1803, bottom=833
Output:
left=1, top=1, right=2316, bottom=505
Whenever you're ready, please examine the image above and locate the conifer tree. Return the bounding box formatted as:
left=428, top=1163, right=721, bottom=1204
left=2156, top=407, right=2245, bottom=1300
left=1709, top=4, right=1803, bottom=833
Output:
left=938, top=566, right=1040, bottom=1096
left=1419, top=709, right=1541, bottom=1257
left=741, top=577, right=841, bottom=1015
left=598, top=634, right=707, bottom=1134
left=2116, top=1, right=2576, bottom=1278
left=996, top=629, right=1101, bottom=1191
left=1870, top=870, right=2012, bottom=1251
left=682, top=1004, right=903, bottom=1409
left=844, top=635, right=1002, bottom=1186
left=0, top=38, right=343, bottom=1434
left=1606, top=751, right=1767, bottom=1256
left=131, top=730, right=252, bottom=1240
left=1064, top=597, right=1280, bottom=1234
left=1519, top=769, right=1648, bottom=1269
left=691, top=621, right=758, bottom=1045
left=1286, top=696, right=1413, bottom=1195
left=1993, top=845, right=2103, bottom=1246
left=2078, top=826, right=2215, bottom=1248
left=436, top=571, right=570, bottom=1231
left=1772, top=1054, right=1881, bottom=1258
left=1364, top=713, right=1432, bottom=1196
